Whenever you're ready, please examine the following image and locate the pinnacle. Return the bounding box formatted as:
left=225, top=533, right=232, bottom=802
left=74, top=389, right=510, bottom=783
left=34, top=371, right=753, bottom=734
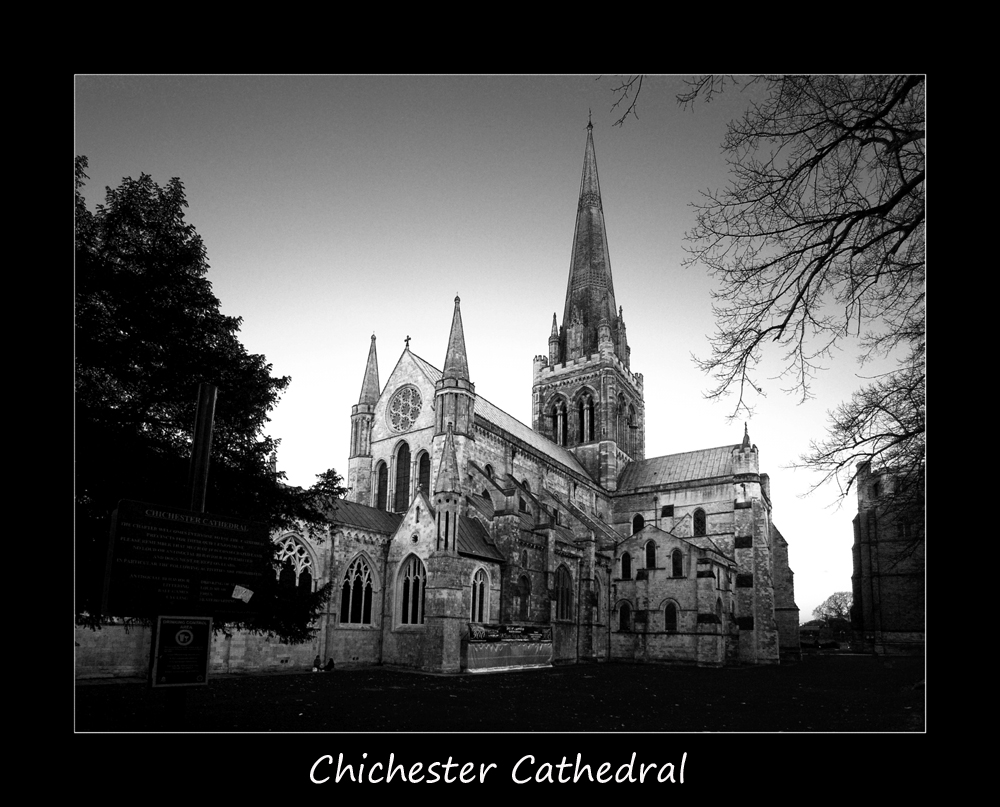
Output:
left=358, top=333, right=380, bottom=405
left=442, top=295, right=470, bottom=381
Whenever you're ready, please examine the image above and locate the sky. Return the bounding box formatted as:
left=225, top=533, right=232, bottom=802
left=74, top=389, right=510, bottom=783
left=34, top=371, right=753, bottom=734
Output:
left=75, top=75, right=873, bottom=624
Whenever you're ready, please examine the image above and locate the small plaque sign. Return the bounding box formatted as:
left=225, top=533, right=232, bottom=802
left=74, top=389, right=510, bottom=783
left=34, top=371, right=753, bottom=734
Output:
left=151, top=615, right=212, bottom=687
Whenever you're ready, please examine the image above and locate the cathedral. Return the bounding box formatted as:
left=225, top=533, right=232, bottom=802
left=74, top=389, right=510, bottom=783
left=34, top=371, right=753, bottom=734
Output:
left=270, top=122, right=801, bottom=674
left=77, top=124, right=800, bottom=678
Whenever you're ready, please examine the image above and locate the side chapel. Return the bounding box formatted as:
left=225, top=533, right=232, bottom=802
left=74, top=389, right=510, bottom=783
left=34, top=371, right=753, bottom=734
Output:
left=273, top=122, right=800, bottom=672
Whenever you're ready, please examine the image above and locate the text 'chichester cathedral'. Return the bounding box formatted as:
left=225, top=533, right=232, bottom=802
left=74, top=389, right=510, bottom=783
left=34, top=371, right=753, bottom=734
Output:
left=285, top=125, right=800, bottom=673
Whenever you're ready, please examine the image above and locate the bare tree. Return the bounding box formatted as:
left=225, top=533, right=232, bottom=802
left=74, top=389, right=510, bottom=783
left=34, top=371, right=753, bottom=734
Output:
left=608, top=75, right=925, bottom=505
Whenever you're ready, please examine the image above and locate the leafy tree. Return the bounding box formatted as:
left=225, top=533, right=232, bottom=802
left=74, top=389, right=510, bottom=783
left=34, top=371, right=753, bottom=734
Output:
left=607, top=75, right=925, bottom=512
left=75, top=157, right=343, bottom=640
left=812, top=591, right=853, bottom=636
left=813, top=591, right=852, bottom=623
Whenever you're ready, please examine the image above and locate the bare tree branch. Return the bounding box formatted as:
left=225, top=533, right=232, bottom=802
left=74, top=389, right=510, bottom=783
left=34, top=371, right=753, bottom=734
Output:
left=605, top=75, right=926, bottom=518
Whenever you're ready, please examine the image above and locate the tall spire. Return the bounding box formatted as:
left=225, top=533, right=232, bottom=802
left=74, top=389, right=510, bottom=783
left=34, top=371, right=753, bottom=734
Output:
left=561, top=122, right=619, bottom=359
left=442, top=295, right=470, bottom=381
left=358, top=333, right=380, bottom=405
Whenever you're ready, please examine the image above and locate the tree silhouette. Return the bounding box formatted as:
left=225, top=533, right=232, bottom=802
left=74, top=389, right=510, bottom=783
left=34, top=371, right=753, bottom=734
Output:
left=608, top=75, right=925, bottom=511
left=75, top=157, right=342, bottom=640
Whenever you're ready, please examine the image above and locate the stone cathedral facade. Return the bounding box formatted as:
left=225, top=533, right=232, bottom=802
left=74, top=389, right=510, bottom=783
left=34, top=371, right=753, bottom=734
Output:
left=76, top=125, right=800, bottom=678
left=279, top=123, right=801, bottom=674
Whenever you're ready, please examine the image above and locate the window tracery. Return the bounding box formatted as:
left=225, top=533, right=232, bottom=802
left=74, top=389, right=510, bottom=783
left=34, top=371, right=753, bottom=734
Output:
left=471, top=568, right=488, bottom=623
left=276, top=535, right=314, bottom=590
left=340, top=556, right=374, bottom=625
left=398, top=555, right=426, bottom=625
left=388, top=385, right=422, bottom=433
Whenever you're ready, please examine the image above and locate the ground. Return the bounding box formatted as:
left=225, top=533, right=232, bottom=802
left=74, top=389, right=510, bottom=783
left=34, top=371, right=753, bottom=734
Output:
left=76, top=653, right=923, bottom=732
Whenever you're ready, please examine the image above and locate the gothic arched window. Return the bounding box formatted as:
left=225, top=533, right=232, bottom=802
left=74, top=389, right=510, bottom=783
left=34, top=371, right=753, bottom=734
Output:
left=340, top=556, right=374, bottom=624
left=554, top=565, right=573, bottom=620
left=627, top=403, right=637, bottom=456
left=616, top=394, right=627, bottom=446
left=577, top=392, right=595, bottom=444
left=664, top=601, right=678, bottom=632
left=393, top=442, right=411, bottom=512
left=671, top=549, right=684, bottom=578
left=632, top=513, right=644, bottom=534
left=398, top=555, right=426, bottom=625
left=374, top=461, right=388, bottom=511
left=619, top=602, right=631, bottom=632
left=693, top=508, right=707, bottom=537
left=550, top=399, right=569, bottom=446
left=471, top=568, right=488, bottom=623
left=516, top=574, right=531, bottom=621
left=645, top=541, right=656, bottom=569
left=275, top=534, right=314, bottom=590
left=417, top=451, right=431, bottom=495
left=621, top=552, right=632, bottom=580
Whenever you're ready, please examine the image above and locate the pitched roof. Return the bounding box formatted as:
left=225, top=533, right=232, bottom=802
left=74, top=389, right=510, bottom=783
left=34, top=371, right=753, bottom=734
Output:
left=408, top=350, right=590, bottom=477
left=327, top=500, right=402, bottom=534
left=617, top=445, right=740, bottom=491
left=475, top=396, right=589, bottom=476
left=457, top=515, right=504, bottom=561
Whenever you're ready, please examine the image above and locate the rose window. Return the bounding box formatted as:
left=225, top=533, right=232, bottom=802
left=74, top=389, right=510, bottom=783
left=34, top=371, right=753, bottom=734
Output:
left=388, top=385, right=422, bottom=432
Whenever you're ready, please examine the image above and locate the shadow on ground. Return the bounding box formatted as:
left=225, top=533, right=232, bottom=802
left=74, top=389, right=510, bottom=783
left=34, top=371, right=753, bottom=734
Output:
left=75, top=653, right=924, bottom=732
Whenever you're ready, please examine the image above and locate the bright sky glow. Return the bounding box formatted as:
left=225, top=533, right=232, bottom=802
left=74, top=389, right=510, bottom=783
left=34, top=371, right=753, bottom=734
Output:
left=75, top=74, right=873, bottom=623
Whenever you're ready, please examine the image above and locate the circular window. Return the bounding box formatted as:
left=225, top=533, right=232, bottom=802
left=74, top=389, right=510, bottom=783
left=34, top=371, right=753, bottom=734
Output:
left=388, top=385, right=422, bottom=433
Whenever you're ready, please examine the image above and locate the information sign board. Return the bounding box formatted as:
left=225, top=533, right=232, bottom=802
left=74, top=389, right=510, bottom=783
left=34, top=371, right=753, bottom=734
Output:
left=468, top=624, right=553, bottom=643
left=103, top=499, right=271, bottom=620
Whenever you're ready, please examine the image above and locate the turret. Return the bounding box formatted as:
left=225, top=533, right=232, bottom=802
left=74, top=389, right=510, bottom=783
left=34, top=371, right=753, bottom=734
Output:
left=433, top=423, right=462, bottom=555
left=348, top=334, right=380, bottom=503
left=733, top=423, right=761, bottom=483
left=434, top=296, right=476, bottom=437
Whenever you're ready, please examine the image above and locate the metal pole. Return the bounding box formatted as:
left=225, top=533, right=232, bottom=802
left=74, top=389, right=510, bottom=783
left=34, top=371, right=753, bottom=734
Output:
left=188, top=383, right=218, bottom=513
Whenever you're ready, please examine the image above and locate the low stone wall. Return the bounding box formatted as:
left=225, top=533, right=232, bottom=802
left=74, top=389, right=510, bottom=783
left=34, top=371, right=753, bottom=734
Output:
left=75, top=624, right=152, bottom=679
left=75, top=624, right=321, bottom=679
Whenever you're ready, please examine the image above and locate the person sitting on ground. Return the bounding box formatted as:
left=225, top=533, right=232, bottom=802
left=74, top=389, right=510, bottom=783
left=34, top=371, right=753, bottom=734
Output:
left=323, top=658, right=335, bottom=672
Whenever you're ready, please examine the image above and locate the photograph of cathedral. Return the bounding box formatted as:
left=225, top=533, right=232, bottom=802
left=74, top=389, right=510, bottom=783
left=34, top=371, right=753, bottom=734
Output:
left=261, top=122, right=800, bottom=674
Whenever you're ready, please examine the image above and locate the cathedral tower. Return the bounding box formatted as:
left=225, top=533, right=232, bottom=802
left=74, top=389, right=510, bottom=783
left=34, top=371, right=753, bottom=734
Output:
left=532, top=122, right=645, bottom=488
left=347, top=334, right=379, bottom=502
